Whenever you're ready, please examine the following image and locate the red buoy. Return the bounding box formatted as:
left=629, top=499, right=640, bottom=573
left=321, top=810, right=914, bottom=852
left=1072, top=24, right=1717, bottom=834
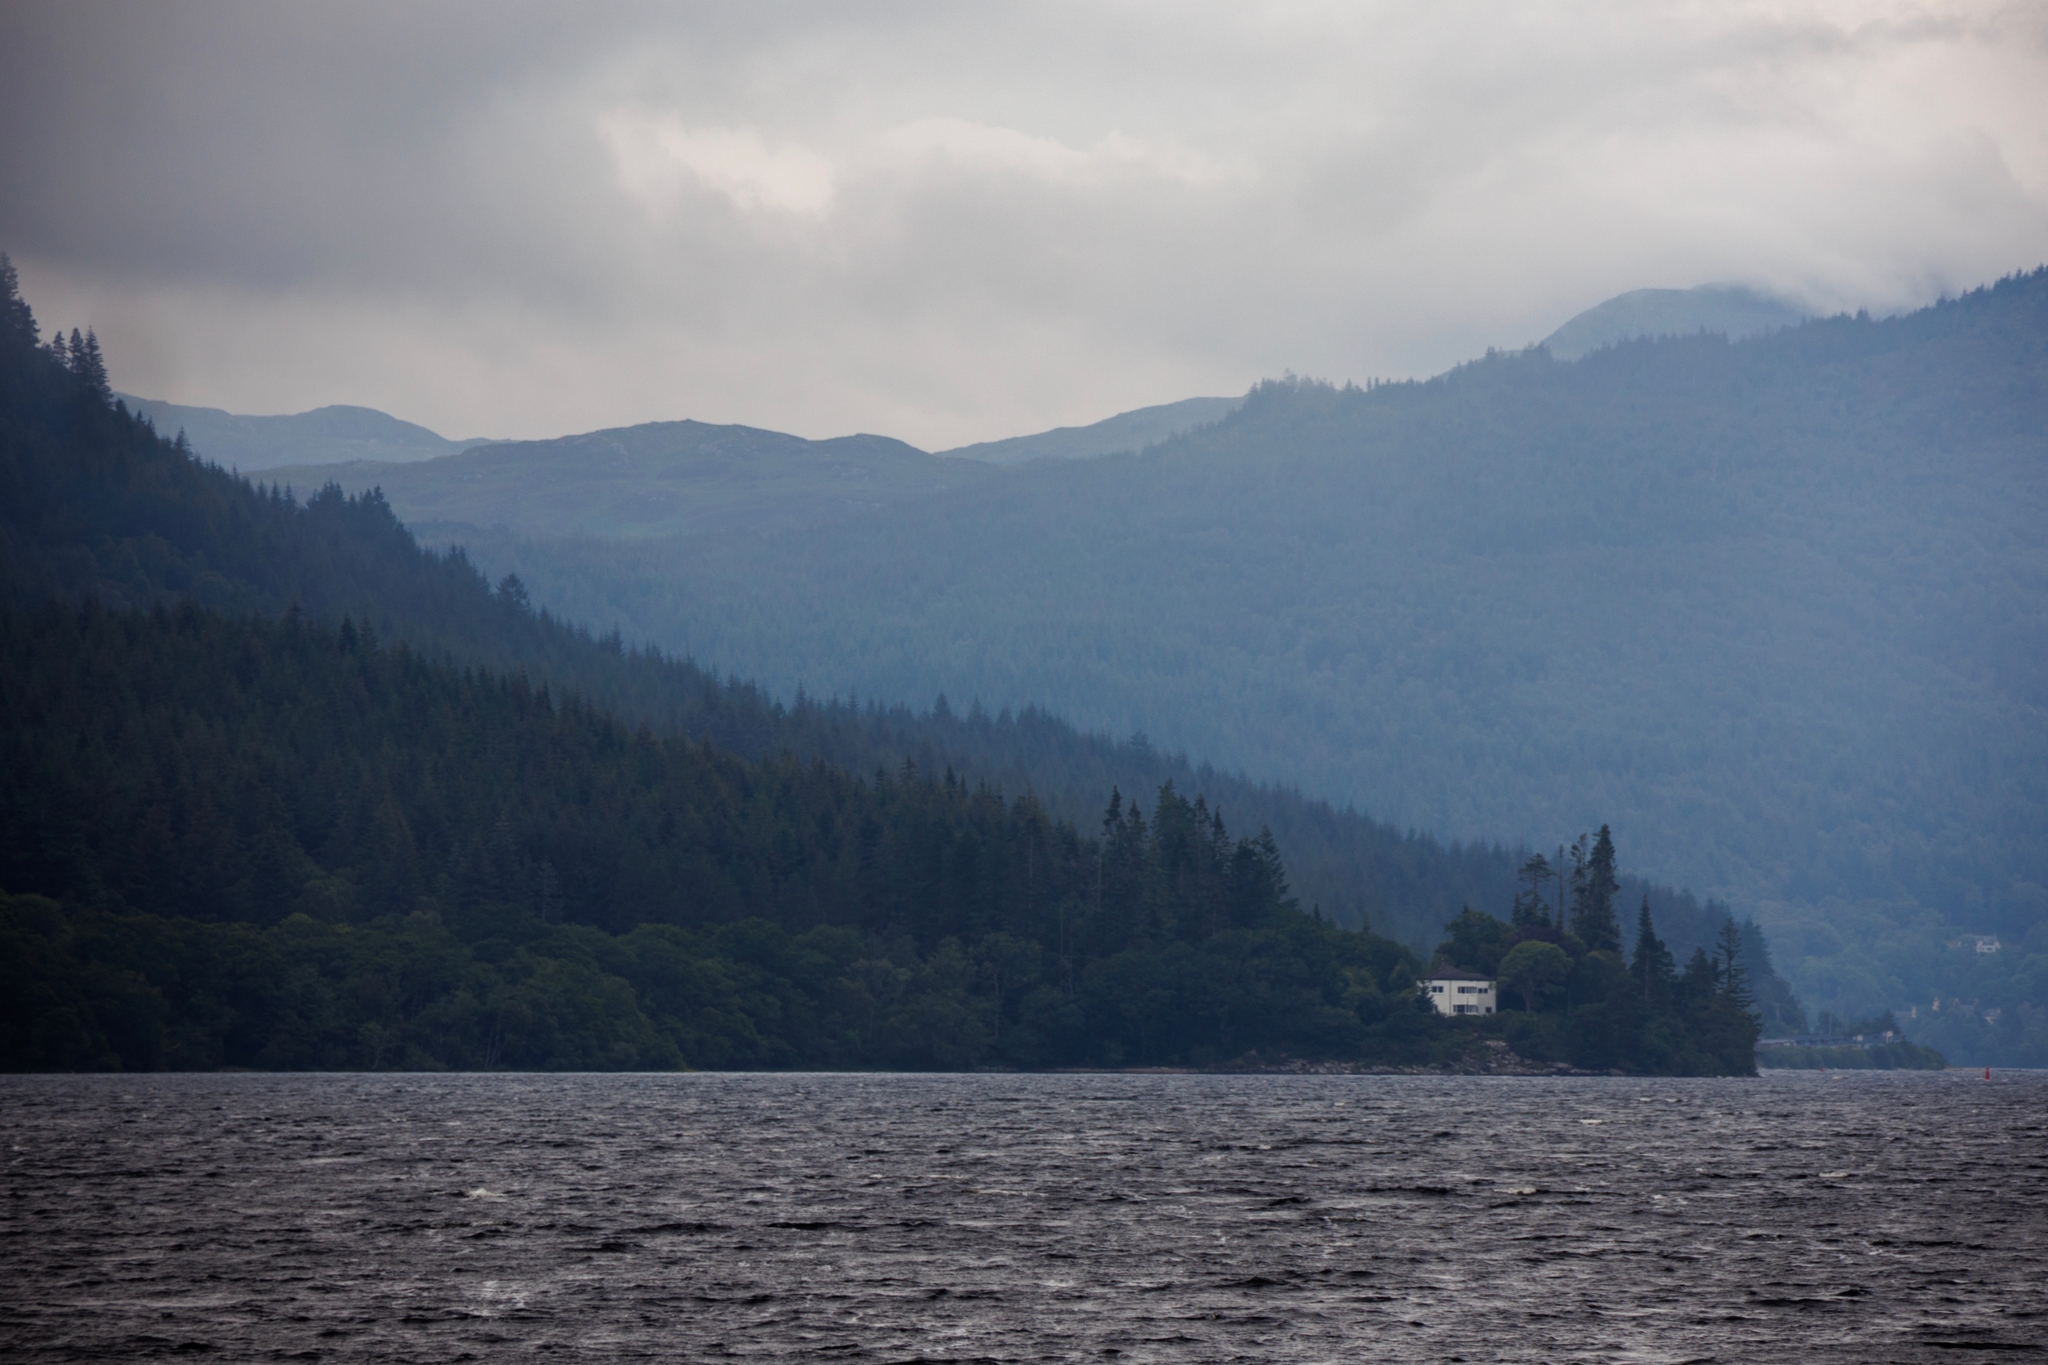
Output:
left=1985, top=1068, right=1992, bottom=1080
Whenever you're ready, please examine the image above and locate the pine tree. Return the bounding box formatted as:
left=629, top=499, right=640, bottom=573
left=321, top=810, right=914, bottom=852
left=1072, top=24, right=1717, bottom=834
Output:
left=1567, top=834, right=1588, bottom=928
left=1738, top=915, right=1807, bottom=1036
left=1715, top=918, right=1752, bottom=1007
left=1678, top=946, right=1720, bottom=1001
left=1513, top=851, right=1552, bottom=926
left=1586, top=826, right=1620, bottom=943
left=1629, top=895, right=1675, bottom=1000
left=1697, top=918, right=1762, bottom=1074
left=1570, top=825, right=1622, bottom=953
left=74, top=329, right=110, bottom=402
left=0, top=253, right=38, bottom=348
left=1254, top=826, right=1291, bottom=908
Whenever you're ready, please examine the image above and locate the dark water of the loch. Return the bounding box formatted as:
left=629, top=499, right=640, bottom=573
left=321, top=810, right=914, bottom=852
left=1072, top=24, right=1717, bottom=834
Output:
left=2, top=1071, right=2043, bottom=1363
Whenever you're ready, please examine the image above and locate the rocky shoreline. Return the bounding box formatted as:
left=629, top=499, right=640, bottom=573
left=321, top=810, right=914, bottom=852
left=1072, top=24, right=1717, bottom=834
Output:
left=1050, top=1041, right=1639, bottom=1077
left=1213, top=1040, right=1591, bottom=1076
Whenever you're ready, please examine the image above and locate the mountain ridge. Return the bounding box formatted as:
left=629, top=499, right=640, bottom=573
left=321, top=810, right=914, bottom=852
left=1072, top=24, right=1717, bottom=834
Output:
left=117, top=283, right=1815, bottom=480
left=117, top=394, right=499, bottom=470
left=939, top=395, right=1242, bottom=465
left=263, top=419, right=996, bottom=541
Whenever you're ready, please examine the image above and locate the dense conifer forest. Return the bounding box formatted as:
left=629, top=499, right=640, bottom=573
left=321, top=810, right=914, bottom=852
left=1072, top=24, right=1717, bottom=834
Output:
left=0, top=597, right=1418, bottom=1070
left=0, top=596, right=1765, bottom=1074
left=0, top=254, right=1776, bottom=1073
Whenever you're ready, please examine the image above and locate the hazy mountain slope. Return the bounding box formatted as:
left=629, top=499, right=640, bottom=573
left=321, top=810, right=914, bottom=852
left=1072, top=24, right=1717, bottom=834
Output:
left=941, top=396, right=1242, bottom=464
left=268, top=421, right=997, bottom=540
left=435, top=272, right=2048, bottom=1045
left=0, top=273, right=1538, bottom=959
left=117, top=395, right=492, bottom=470
left=1542, top=284, right=1807, bottom=359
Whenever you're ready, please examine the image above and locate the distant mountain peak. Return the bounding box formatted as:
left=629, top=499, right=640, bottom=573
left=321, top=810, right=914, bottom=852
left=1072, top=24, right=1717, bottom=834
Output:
left=1542, top=283, right=1808, bottom=360
left=116, top=394, right=497, bottom=471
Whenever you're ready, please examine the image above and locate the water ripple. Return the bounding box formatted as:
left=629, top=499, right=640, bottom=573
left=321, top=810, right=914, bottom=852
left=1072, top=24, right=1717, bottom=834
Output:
left=1, top=1071, right=2041, bottom=1362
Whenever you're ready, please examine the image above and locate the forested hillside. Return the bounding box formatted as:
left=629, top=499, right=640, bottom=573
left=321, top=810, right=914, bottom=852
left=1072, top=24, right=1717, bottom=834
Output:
left=0, top=260, right=1561, bottom=954
left=2, top=594, right=1775, bottom=1075
left=429, top=273, right=2048, bottom=1055
left=0, top=598, right=1427, bottom=1071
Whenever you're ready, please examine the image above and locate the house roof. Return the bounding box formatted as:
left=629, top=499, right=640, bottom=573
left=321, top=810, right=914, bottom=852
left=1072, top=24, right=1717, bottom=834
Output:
left=1421, top=969, right=1495, bottom=982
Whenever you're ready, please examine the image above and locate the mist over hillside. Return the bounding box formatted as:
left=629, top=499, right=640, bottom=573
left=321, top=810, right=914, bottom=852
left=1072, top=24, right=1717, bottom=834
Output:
left=1541, top=284, right=1808, bottom=359
left=428, top=272, right=2048, bottom=1039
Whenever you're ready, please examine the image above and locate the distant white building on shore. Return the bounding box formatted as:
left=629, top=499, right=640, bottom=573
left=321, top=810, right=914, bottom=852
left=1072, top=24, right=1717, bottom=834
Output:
left=1421, top=970, right=1497, bottom=1017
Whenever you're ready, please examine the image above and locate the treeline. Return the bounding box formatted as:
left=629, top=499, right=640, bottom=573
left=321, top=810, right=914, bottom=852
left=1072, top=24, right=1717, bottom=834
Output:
left=1752, top=1013, right=1946, bottom=1071
left=1420, top=829, right=1762, bottom=1075
left=0, top=597, right=1433, bottom=1070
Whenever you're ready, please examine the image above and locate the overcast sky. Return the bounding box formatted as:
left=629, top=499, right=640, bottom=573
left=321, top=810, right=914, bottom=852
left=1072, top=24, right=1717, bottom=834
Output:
left=4, top=1, right=2045, bottom=448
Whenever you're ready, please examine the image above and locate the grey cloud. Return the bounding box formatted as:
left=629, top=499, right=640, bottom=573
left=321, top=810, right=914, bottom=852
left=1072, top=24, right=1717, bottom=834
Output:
left=3, top=1, right=2044, bottom=447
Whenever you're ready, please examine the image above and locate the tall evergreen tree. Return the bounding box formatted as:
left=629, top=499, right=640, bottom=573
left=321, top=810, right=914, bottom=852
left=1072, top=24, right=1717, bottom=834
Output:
left=0, top=254, right=36, bottom=348
left=1629, top=895, right=1675, bottom=1001
left=1555, top=844, right=1568, bottom=934
left=1253, top=827, right=1291, bottom=907
left=1678, top=946, right=1720, bottom=1001
left=1566, top=834, right=1588, bottom=930
left=1716, top=917, right=1752, bottom=1007
left=1571, top=825, right=1622, bottom=953
left=1738, top=915, right=1807, bottom=1036
left=1512, top=852, right=1552, bottom=927
left=71, top=329, right=110, bottom=402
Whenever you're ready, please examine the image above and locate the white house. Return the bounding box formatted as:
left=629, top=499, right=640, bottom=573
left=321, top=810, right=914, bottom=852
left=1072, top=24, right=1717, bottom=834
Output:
left=1420, top=970, right=1497, bottom=1017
